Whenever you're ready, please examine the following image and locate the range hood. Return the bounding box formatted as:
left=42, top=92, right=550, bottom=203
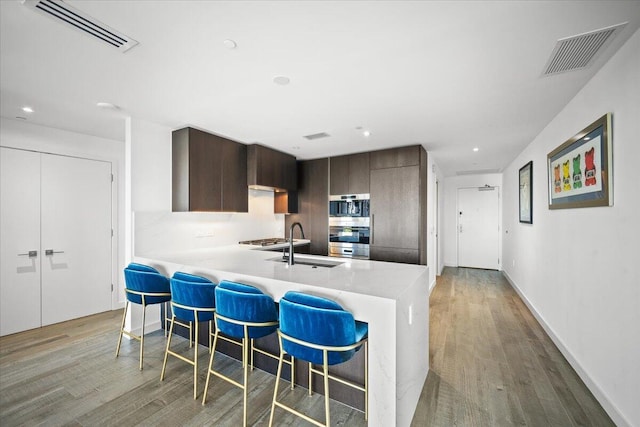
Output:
left=247, top=144, right=297, bottom=192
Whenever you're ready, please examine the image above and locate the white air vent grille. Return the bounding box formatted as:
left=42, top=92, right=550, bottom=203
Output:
left=543, top=23, right=626, bottom=76
left=303, top=132, right=331, bottom=140
left=23, top=0, right=138, bottom=52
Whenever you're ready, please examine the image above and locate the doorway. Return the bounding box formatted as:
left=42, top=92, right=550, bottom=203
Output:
left=1, top=148, right=113, bottom=336
left=457, top=186, right=500, bottom=270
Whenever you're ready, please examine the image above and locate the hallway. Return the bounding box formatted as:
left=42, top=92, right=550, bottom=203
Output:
left=412, top=267, right=614, bottom=426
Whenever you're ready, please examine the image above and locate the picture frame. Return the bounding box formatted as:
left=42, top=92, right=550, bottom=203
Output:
left=547, top=113, right=612, bottom=209
left=519, top=161, right=533, bottom=223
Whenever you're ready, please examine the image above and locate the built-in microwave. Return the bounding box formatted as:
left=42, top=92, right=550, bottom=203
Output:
left=329, top=194, right=370, bottom=219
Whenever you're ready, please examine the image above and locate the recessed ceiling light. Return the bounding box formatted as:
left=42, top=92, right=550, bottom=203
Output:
left=22, top=106, right=34, bottom=113
left=273, top=76, right=290, bottom=85
left=473, top=147, right=479, bottom=152
left=223, top=39, right=237, bottom=49
left=363, top=130, right=371, bottom=137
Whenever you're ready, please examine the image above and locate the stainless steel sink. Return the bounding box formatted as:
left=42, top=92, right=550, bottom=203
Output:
left=268, top=256, right=343, bottom=268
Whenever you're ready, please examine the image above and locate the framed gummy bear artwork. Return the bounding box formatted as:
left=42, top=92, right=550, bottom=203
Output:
left=547, top=113, right=612, bottom=209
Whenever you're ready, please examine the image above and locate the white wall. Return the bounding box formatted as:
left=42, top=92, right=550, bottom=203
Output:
left=442, top=173, right=503, bottom=267
left=426, top=152, right=444, bottom=292
left=502, top=29, right=640, bottom=427
left=0, top=117, right=126, bottom=310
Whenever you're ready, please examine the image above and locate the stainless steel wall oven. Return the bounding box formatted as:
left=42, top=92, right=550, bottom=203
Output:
left=329, top=194, right=370, bottom=259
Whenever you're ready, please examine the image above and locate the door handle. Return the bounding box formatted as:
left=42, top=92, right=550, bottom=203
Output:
left=45, top=249, right=64, bottom=256
left=18, top=250, right=38, bottom=258
left=370, top=214, right=374, bottom=245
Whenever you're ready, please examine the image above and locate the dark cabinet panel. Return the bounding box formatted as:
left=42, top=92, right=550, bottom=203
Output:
left=369, top=144, right=427, bottom=265
left=247, top=144, right=297, bottom=191
left=348, top=152, right=370, bottom=194
left=370, top=247, right=419, bottom=264
left=329, top=156, right=349, bottom=195
left=285, top=159, right=328, bottom=256
left=172, top=127, right=247, bottom=212
left=370, top=145, right=420, bottom=169
left=221, top=138, right=248, bottom=212
left=370, top=166, right=419, bottom=251
left=329, top=152, right=370, bottom=195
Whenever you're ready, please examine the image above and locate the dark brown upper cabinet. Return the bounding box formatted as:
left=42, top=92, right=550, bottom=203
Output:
left=370, top=145, right=420, bottom=169
left=329, top=152, right=370, bottom=195
left=172, top=127, right=248, bottom=212
left=247, top=144, right=297, bottom=191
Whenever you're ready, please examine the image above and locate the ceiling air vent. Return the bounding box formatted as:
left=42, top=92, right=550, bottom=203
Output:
left=303, top=132, right=331, bottom=141
left=542, top=22, right=627, bottom=76
left=23, top=0, right=138, bottom=52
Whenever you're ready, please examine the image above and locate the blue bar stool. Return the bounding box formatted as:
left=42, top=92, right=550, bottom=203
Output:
left=115, top=263, right=171, bottom=370
left=160, top=273, right=216, bottom=399
left=269, top=291, right=368, bottom=427
left=202, top=280, right=294, bottom=427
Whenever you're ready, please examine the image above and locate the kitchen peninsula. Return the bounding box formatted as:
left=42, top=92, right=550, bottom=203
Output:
left=135, top=244, right=429, bottom=426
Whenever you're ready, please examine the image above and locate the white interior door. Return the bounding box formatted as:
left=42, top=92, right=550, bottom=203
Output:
left=40, top=154, right=112, bottom=326
left=0, top=148, right=42, bottom=336
left=458, top=187, right=499, bottom=270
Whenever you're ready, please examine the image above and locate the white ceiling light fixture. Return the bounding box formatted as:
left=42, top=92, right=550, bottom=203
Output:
left=22, top=106, right=34, bottom=113
left=223, top=39, right=237, bottom=49
left=363, top=130, right=371, bottom=137
left=273, top=75, right=290, bottom=85
left=303, top=132, right=330, bottom=140
left=23, top=0, right=139, bottom=52
left=473, top=147, right=479, bottom=152
left=96, top=101, right=120, bottom=110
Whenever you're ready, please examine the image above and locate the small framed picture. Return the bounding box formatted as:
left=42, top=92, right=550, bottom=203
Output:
left=547, top=113, right=612, bottom=209
left=519, top=161, right=533, bottom=224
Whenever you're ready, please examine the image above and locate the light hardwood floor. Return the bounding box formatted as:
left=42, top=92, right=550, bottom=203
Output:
left=0, top=268, right=613, bottom=426
left=411, top=267, right=614, bottom=426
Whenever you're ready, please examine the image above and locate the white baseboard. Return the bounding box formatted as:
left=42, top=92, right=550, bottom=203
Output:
left=502, top=271, right=631, bottom=427
left=429, top=278, right=437, bottom=295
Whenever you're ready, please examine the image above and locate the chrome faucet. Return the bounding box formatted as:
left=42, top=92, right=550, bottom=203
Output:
left=288, top=222, right=305, bottom=265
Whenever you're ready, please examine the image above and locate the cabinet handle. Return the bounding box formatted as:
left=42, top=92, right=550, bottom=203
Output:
left=18, top=250, right=38, bottom=258
left=45, top=249, right=64, bottom=256
left=370, top=214, right=374, bottom=245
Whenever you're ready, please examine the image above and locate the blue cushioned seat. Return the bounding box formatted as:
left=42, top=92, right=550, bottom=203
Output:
left=269, top=291, right=368, bottom=427
left=161, top=273, right=216, bottom=399
left=203, top=280, right=292, bottom=427
left=115, top=263, right=171, bottom=370
left=278, top=291, right=368, bottom=366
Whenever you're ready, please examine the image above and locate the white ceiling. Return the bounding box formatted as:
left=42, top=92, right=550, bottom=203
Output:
left=1, top=1, right=639, bottom=176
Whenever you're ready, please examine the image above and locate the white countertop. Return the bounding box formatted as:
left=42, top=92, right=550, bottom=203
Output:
left=139, top=243, right=427, bottom=302
left=135, top=243, right=429, bottom=426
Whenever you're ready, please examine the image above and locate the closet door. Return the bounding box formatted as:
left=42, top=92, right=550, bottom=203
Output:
left=40, top=154, right=112, bottom=326
left=0, top=148, right=42, bottom=336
